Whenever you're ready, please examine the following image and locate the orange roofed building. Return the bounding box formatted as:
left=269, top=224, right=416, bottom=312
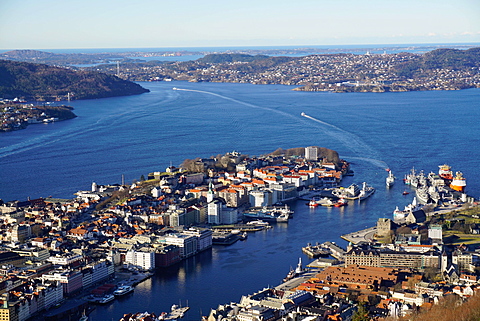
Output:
left=295, top=265, right=400, bottom=294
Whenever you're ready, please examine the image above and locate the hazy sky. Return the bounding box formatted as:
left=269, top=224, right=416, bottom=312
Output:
left=1, top=0, right=479, bottom=49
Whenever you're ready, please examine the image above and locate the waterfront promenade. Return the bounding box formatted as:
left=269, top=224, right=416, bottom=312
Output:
left=341, top=226, right=377, bottom=244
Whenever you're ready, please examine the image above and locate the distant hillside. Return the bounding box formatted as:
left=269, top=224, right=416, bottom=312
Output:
left=197, top=53, right=270, bottom=63
left=0, top=60, right=149, bottom=100
left=394, top=47, right=480, bottom=78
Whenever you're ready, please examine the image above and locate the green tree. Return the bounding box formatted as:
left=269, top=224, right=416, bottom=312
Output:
left=352, top=302, right=370, bottom=321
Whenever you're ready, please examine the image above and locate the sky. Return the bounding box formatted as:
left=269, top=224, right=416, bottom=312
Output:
left=0, top=0, right=479, bottom=50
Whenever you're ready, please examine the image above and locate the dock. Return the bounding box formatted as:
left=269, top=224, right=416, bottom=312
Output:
left=320, top=241, right=346, bottom=261
left=302, top=243, right=330, bottom=258
left=164, top=306, right=190, bottom=320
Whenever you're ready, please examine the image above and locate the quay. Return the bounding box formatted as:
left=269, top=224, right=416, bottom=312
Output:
left=302, top=243, right=329, bottom=258
left=321, top=241, right=346, bottom=260
left=212, top=223, right=269, bottom=232
left=341, top=226, right=377, bottom=244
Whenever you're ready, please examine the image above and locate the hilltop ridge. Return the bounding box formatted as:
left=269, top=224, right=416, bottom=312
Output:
left=0, top=60, right=149, bottom=101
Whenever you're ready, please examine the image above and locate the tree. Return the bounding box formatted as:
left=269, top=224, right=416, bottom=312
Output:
left=352, top=302, right=370, bottom=321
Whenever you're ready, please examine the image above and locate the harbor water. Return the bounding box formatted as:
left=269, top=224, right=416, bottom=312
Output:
left=1, top=82, right=479, bottom=320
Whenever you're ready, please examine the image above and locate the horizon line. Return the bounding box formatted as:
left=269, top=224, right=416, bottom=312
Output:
left=1, top=41, right=479, bottom=52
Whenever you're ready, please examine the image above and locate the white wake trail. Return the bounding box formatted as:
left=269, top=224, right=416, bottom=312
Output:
left=301, top=112, right=388, bottom=169
left=173, top=87, right=298, bottom=121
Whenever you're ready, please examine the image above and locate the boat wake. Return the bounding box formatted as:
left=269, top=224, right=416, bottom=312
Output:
left=172, top=87, right=298, bottom=121
left=300, top=112, right=388, bottom=169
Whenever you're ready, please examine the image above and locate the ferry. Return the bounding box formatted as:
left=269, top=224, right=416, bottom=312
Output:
left=332, top=183, right=360, bottom=199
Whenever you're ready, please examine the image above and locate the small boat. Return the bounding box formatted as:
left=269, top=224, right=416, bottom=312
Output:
left=386, top=171, right=395, bottom=187
left=333, top=198, right=348, bottom=207
left=98, top=294, right=115, bottom=304
left=79, top=309, right=88, bottom=321
left=402, top=190, right=409, bottom=195
left=113, top=285, right=134, bottom=296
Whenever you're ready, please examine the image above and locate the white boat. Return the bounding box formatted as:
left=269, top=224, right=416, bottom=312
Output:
left=386, top=170, right=395, bottom=187
left=359, top=182, right=375, bottom=201
left=98, top=294, right=115, bottom=304
left=246, top=220, right=270, bottom=226
left=113, top=285, right=134, bottom=296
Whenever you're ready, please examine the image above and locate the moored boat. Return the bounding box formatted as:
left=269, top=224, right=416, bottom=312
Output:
left=333, top=198, right=348, bottom=207
left=439, top=164, right=453, bottom=180
left=450, top=171, right=466, bottom=192
left=113, top=285, right=134, bottom=296
left=98, top=294, right=115, bottom=304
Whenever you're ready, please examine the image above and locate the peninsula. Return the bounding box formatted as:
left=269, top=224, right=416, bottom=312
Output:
left=0, top=148, right=479, bottom=321
left=0, top=60, right=150, bottom=101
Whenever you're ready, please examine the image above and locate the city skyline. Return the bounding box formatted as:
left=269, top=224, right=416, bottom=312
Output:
left=0, top=0, right=479, bottom=50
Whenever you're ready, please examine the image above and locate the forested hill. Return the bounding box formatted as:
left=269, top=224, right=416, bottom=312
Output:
left=0, top=60, right=149, bottom=100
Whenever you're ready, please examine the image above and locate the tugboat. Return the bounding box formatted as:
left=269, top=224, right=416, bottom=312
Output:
left=333, top=198, right=348, bottom=207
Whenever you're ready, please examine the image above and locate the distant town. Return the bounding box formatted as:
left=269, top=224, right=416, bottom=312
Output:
left=0, top=147, right=479, bottom=320
left=95, top=49, right=480, bottom=93
left=1, top=47, right=479, bottom=96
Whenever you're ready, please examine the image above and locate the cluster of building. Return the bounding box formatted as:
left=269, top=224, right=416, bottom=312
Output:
left=0, top=102, right=69, bottom=132
left=203, top=215, right=480, bottom=321
left=201, top=165, right=480, bottom=320
left=92, top=51, right=480, bottom=92
left=0, top=148, right=348, bottom=320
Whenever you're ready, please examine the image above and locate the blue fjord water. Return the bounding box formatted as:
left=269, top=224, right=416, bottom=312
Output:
left=0, top=82, right=479, bottom=320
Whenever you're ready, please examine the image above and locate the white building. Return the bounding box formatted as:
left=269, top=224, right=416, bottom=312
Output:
left=164, top=233, right=198, bottom=258
left=183, top=228, right=213, bottom=252
left=305, top=146, right=318, bottom=161
left=125, top=249, right=155, bottom=271
left=48, top=254, right=83, bottom=266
